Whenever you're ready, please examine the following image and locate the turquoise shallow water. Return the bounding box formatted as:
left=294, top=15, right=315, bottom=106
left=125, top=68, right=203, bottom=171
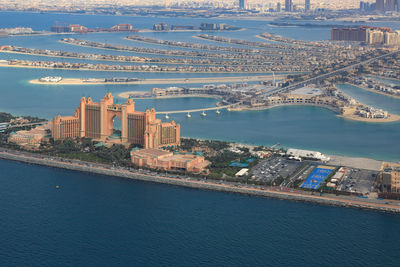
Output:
left=0, top=67, right=399, bottom=161
left=0, top=159, right=400, bottom=266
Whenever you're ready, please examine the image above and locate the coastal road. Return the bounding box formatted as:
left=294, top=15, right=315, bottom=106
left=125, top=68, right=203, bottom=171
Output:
left=5, top=121, right=48, bottom=129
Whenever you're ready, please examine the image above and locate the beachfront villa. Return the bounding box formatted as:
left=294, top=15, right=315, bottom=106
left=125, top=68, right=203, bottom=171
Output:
left=51, top=93, right=180, bottom=149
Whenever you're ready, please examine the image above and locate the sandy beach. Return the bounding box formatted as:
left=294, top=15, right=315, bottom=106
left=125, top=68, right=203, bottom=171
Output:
left=29, top=75, right=283, bottom=85
left=338, top=113, right=400, bottom=123
left=231, top=103, right=400, bottom=123
left=118, top=92, right=222, bottom=99
left=0, top=50, right=232, bottom=66
left=59, top=40, right=244, bottom=59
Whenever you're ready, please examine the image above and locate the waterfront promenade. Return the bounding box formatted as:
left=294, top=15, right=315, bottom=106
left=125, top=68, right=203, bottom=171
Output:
left=1, top=149, right=399, bottom=214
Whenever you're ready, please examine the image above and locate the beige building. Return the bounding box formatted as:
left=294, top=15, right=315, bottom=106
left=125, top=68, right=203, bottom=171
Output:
left=366, top=29, right=384, bottom=45
left=378, top=163, right=400, bottom=193
left=8, top=124, right=49, bottom=149
left=52, top=93, right=180, bottom=149
left=384, top=31, right=400, bottom=46
left=131, top=148, right=210, bottom=173
left=366, top=28, right=400, bottom=46
left=265, top=94, right=340, bottom=108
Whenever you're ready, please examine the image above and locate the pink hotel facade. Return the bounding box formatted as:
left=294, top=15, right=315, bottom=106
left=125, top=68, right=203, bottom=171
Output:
left=51, top=93, right=180, bottom=148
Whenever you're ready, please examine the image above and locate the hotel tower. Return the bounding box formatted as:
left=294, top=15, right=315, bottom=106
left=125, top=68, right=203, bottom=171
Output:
left=51, top=93, right=180, bottom=149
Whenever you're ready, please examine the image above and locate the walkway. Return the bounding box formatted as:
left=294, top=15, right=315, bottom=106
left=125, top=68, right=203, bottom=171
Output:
left=156, top=104, right=237, bottom=115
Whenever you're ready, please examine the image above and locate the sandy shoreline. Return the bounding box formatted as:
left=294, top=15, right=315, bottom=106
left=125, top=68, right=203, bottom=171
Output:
left=0, top=50, right=239, bottom=66
left=346, top=82, right=400, bottom=100
left=29, top=75, right=284, bottom=86
left=1, top=149, right=399, bottom=214
left=118, top=92, right=222, bottom=99
left=0, top=63, right=274, bottom=74
left=59, top=40, right=249, bottom=59
left=231, top=103, right=400, bottom=123
left=338, top=114, right=400, bottom=123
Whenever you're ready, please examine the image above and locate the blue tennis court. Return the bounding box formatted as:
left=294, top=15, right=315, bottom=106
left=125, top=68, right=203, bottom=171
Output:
left=301, top=166, right=335, bottom=190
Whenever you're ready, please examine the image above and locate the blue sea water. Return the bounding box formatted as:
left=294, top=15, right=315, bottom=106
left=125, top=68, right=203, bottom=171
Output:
left=1, top=159, right=400, bottom=266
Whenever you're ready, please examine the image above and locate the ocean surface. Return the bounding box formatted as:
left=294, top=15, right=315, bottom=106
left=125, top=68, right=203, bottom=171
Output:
left=1, top=159, right=400, bottom=266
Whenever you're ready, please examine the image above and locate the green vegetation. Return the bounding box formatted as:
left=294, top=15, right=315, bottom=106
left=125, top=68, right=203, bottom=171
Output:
left=45, top=138, right=133, bottom=166
left=0, top=112, right=45, bottom=123
left=206, top=149, right=258, bottom=181
left=179, top=138, right=229, bottom=152
left=0, top=112, right=14, bottom=123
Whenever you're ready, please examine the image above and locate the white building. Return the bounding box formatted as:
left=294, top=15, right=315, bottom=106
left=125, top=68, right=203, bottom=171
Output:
left=235, top=168, right=249, bottom=177
left=287, top=148, right=330, bottom=162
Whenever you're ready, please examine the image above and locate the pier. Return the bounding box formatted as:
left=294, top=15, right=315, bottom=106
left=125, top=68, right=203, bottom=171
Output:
left=156, top=104, right=237, bottom=115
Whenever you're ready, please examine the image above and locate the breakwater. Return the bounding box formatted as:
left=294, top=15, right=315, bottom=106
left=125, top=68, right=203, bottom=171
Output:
left=0, top=150, right=399, bottom=214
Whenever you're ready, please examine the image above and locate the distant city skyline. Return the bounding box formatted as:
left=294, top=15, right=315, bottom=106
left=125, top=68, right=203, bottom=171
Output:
left=0, top=0, right=377, bottom=10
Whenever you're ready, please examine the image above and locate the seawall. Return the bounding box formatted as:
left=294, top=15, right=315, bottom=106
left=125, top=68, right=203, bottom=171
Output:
left=0, top=150, right=399, bottom=214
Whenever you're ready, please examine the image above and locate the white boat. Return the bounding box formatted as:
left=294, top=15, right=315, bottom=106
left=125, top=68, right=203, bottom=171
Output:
left=186, top=113, right=191, bottom=118
left=216, top=110, right=221, bottom=114
left=165, top=114, right=169, bottom=119
left=201, top=111, right=206, bottom=117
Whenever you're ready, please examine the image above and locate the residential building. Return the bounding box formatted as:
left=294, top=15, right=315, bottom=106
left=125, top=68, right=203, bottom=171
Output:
left=8, top=124, right=50, bottom=149
left=305, top=0, right=311, bottom=11
left=378, top=163, right=400, bottom=193
left=285, top=0, right=293, bottom=11
left=239, top=0, right=246, bottom=9
left=376, top=0, right=385, bottom=11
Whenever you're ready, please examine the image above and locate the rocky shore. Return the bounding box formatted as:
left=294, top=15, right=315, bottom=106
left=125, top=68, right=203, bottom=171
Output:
left=1, top=149, right=399, bottom=214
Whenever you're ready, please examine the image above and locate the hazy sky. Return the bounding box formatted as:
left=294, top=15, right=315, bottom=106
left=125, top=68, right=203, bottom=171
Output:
left=0, top=0, right=371, bottom=9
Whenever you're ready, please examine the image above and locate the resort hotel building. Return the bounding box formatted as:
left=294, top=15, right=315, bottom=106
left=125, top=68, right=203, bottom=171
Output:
left=51, top=93, right=180, bottom=149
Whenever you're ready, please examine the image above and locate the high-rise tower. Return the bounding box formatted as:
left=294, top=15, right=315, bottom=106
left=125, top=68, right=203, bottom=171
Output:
left=305, top=0, right=311, bottom=11
left=376, top=0, right=385, bottom=11
left=285, top=0, right=293, bottom=12
left=385, top=0, right=396, bottom=11
left=239, top=0, right=246, bottom=9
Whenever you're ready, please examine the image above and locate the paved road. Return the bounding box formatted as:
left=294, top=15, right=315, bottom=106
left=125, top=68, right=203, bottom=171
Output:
left=5, top=121, right=48, bottom=129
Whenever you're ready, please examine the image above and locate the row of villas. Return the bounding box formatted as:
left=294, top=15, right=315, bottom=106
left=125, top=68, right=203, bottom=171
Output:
left=151, top=83, right=248, bottom=98
left=356, top=107, right=389, bottom=119
left=245, top=94, right=342, bottom=109
left=352, top=76, right=400, bottom=96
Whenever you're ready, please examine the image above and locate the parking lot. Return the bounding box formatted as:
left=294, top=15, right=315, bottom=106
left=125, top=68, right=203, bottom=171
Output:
left=337, top=168, right=378, bottom=194
left=251, top=157, right=302, bottom=185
